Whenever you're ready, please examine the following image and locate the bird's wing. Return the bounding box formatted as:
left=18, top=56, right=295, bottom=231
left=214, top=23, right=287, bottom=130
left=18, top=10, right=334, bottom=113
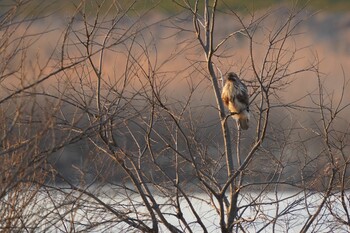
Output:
left=236, top=82, right=249, bottom=106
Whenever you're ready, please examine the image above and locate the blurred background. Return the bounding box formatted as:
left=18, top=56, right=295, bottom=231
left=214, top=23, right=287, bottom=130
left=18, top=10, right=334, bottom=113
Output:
left=0, top=0, right=349, bottom=185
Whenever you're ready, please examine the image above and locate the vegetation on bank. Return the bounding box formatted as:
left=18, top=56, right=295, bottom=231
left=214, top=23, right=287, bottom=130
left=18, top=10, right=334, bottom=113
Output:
left=1, top=0, right=350, bottom=17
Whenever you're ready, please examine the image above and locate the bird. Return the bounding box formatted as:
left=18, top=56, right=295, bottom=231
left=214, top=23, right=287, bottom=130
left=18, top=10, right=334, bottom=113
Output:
left=221, top=72, right=250, bottom=130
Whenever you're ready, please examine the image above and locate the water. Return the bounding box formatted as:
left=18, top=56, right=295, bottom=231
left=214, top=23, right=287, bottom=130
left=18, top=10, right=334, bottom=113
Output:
left=13, top=186, right=349, bottom=232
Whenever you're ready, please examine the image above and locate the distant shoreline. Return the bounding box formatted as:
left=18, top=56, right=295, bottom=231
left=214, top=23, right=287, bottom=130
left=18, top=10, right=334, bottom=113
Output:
left=1, top=0, right=350, bottom=17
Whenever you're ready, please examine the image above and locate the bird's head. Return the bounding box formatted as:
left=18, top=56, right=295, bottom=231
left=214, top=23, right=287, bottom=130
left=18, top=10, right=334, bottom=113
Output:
left=226, top=72, right=238, bottom=82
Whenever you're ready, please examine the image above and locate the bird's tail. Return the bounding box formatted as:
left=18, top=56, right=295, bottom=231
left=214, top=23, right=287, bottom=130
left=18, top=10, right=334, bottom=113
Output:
left=238, top=111, right=249, bottom=130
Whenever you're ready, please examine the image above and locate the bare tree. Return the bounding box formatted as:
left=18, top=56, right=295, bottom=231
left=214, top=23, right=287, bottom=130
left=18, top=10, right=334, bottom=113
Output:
left=1, top=0, right=350, bottom=232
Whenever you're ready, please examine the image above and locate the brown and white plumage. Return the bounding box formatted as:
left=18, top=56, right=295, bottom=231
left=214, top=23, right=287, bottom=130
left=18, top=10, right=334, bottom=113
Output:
left=221, top=72, right=250, bottom=130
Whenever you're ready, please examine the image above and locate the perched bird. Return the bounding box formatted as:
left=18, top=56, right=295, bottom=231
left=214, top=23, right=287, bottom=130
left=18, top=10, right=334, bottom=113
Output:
left=221, top=72, right=250, bottom=130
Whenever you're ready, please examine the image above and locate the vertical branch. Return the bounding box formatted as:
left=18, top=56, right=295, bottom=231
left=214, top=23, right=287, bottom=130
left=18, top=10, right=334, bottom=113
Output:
left=201, top=0, right=237, bottom=231
left=203, top=0, right=234, bottom=179
left=300, top=69, right=336, bottom=233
